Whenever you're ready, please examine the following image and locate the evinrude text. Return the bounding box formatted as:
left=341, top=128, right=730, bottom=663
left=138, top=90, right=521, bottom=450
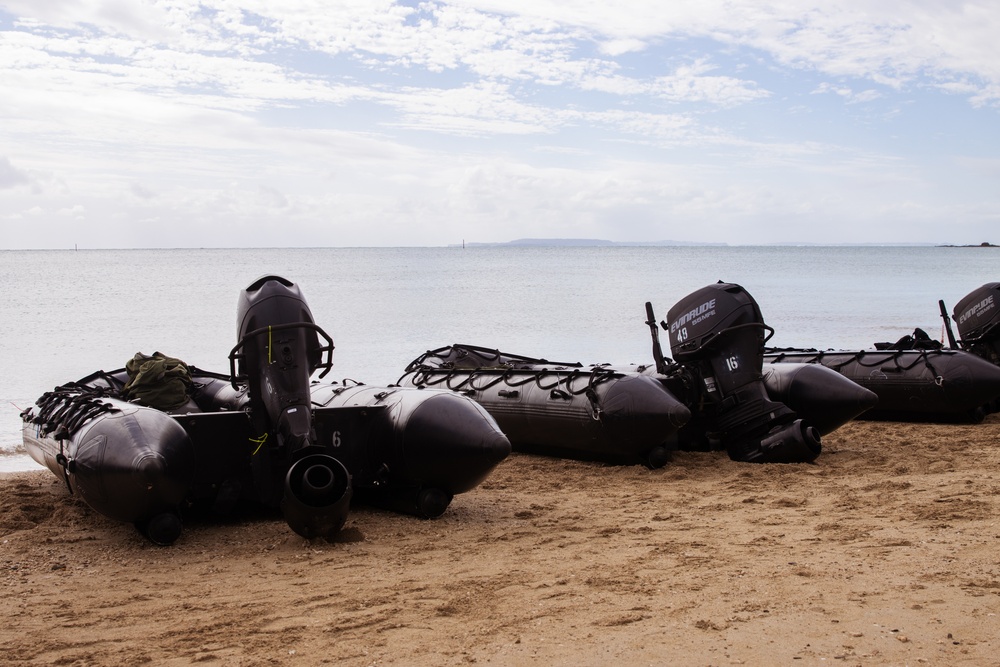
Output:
left=959, top=294, right=995, bottom=326
left=670, top=298, right=717, bottom=334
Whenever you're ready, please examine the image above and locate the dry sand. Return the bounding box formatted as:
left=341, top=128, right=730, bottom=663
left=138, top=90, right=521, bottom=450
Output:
left=2, top=416, right=1000, bottom=666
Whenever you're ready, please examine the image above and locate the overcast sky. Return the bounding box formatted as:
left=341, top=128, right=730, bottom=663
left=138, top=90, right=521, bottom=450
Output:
left=1, top=1, right=998, bottom=248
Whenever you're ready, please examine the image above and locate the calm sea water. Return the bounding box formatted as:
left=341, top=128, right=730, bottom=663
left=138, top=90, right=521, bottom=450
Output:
left=2, top=245, right=996, bottom=470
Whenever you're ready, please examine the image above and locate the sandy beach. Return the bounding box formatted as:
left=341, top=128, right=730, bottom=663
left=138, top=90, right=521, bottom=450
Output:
left=2, top=416, right=999, bottom=666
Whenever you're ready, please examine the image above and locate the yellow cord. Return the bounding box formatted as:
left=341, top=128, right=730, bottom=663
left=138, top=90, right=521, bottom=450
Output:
left=249, top=432, right=268, bottom=455
left=267, top=325, right=272, bottom=364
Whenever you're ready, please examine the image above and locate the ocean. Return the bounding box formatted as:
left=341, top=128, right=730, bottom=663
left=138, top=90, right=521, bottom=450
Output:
left=2, top=245, right=995, bottom=471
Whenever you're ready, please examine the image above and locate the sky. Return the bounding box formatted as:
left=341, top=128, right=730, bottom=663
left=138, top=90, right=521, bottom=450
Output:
left=1, top=1, right=999, bottom=248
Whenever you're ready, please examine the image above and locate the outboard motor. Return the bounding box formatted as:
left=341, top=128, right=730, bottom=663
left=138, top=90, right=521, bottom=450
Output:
left=953, top=282, right=1000, bottom=365
left=230, top=275, right=351, bottom=539
left=665, top=282, right=821, bottom=463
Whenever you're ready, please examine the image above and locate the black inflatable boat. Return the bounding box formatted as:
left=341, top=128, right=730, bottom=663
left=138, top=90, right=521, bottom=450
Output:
left=400, top=345, right=690, bottom=469
left=21, top=276, right=510, bottom=545
left=763, top=344, right=1000, bottom=423
left=760, top=281, right=1000, bottom=423
left=764, top=312, right=1000, bottom=423
left=401, top=283, right=878, bottom=466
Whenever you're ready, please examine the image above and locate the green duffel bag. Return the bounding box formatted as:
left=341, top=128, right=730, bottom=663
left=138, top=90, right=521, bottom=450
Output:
left=123, top=351, right=192, bottom=411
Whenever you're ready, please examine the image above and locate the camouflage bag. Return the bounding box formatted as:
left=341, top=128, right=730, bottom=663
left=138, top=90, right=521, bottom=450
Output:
left=123, top=351, right=192, bottom=411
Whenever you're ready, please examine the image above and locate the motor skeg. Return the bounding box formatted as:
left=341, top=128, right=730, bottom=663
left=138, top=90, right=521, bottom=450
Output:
left=954, top=282, right=1000, bottom=366
left=665, top=282, right=820, bottom=463
left=232, top=275, right=349, bottom=540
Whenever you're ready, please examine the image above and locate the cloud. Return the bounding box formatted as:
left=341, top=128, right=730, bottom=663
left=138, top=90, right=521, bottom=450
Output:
left=652, top=59, right=769, bottom=106
left=1, top=1, right=998, bottom=249
left=597, top=38, right=647, bottom=57
left=811, top=82, right=881, bottom=104
left=56, top=203, right=86, bottom=217
left=1, top=0, right=176, bottom=41
left=0, top=156, right=31, bottom=189
left=130, top=182, right=155, bottom=199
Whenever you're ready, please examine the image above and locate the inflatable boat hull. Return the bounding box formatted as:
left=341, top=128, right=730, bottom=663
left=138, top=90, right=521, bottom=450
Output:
left=309, top=382, right=511, bottom=516
left=22, top=369, right=510, bottom=543
left=763, top=348, right=1000, bottom=422
left=399, top=346, right=690, bottom=468
left=23, top=396, right=196, bottom=545
left=759, top=363, right=879, bottom=435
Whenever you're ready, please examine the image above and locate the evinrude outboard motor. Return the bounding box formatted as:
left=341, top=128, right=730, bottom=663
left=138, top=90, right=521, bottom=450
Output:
left=230, top=275, right=351, bottom=539
left=953, top=282, right=1000, bottom=366
left=665, top=282, right=821, bottom=463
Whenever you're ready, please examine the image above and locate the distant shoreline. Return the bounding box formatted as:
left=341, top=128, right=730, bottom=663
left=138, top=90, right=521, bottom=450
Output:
left=451, top=238, right=996, bottom=249
left=2, top=241, right=996, bottom=251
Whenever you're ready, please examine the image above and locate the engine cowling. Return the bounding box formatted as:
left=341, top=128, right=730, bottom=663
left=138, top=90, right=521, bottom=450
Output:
left=665, top=282, right=820, bottom=463
left=954, top=282, right=1000, bottom=366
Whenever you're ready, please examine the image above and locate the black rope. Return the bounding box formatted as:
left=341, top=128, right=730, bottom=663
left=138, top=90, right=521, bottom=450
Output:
left=403, top=361, right=626, bottom=400
left=766, top=347, right=946, bottom=382
left=28, top=384, right=121, bottom=439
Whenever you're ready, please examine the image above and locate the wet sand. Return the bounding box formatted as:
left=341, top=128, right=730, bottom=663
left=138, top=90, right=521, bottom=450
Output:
left=2, top=416, right=999, bottom=665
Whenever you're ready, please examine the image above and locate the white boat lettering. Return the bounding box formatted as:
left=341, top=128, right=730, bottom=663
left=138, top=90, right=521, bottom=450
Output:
left=671, top=298, right=717, bottom=333
left=959, top=294, right=995, bottom=325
